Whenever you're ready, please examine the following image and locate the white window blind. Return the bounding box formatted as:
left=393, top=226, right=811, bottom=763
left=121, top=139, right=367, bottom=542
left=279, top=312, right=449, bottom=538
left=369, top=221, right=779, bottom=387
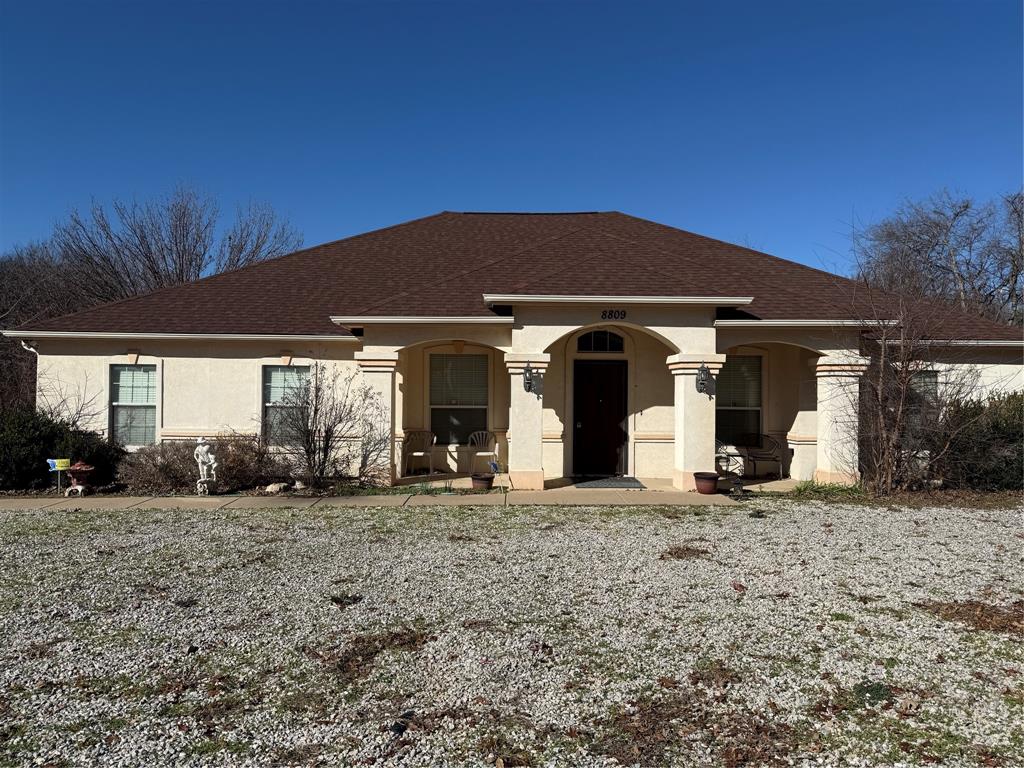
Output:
left=430, top=354, right=488, bottom=444
left=716, top=356, right=762, bottom=408
left=715, top=355, right=762, bottom=446
left=110, top=364, right=157, bottom=446
left=430, top=355, right=488, bottom=407
left=263, top=365, right=309, bottom=444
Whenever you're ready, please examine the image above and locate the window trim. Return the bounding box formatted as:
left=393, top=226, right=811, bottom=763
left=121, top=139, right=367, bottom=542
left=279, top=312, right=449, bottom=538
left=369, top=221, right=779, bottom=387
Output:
left=109, top=363, right=158, bottom=447
left=577, top=329, right=625, bottom=353
left=261, top=364, right=310, bottom=444
left=427, top=351, right=491, bottom=446
left=715, top=353, right=764, bottom=446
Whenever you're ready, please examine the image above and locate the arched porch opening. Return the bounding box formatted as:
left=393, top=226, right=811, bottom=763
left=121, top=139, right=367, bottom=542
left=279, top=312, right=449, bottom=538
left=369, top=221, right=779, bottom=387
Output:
left=541, top=323, right=677, bottom=481
left=395, top=338, right=510, bottom=477
left=717, top=341, right=823, bottom=480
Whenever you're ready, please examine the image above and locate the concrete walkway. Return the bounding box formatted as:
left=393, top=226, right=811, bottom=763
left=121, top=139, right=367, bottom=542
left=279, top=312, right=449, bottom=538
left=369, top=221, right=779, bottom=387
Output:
left=0, top=489, right=738, bottom=510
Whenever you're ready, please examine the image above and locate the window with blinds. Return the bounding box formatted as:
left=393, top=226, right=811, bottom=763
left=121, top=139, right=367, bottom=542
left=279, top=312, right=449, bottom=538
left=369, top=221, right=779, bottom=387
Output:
left=263, top=365, right=309, bottom=444
left=110, top=364, right=157, bottom=446
left=715, top=355, right=762, bottom=446
left=430, top=354, right=488, bottom=445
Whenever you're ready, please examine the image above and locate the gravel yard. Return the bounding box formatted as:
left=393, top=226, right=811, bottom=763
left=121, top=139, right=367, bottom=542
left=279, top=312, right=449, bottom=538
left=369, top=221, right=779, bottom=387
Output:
left=1, top=500, right=1021, bottom=767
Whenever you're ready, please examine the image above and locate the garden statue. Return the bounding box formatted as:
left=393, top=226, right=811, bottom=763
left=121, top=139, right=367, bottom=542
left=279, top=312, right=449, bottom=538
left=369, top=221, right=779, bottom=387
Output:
left=194, top=437, right=218, bottom=495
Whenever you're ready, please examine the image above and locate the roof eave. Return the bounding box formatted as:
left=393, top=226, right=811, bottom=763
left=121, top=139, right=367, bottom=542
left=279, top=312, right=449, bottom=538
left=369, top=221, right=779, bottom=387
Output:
left=482, top=294, right=754, bottom=306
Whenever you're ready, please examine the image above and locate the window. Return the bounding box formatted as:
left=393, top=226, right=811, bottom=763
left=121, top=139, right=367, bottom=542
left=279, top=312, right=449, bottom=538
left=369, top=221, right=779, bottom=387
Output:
left=110, top=364, right=157, bottom=446
left=715, top=355, right=762, bottom=446
left=430, top=354, right=488, bottom=445
left=905, top=371, right=939, bottom=444
left=577, top=330, right=624, bottom=353
left=263, top=365, right=309, bottom=443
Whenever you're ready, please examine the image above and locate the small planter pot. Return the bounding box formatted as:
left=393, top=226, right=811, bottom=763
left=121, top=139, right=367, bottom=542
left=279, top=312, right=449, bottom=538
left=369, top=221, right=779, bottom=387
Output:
left=693, top=472, right=720, bottom=495
left=471, top=473, right=495, bottom=491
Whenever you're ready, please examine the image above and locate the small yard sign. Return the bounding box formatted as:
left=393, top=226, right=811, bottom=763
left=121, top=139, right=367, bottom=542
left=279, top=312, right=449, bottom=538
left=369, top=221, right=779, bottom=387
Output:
left=47, top=459, right=70, bottom=495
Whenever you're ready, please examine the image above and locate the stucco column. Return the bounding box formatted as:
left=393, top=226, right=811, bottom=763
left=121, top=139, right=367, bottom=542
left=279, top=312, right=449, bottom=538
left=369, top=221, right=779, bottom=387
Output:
left=505, top=352, right=550, bottom=490
left=814, top=354, right=870, bottom=485
left=667, top=353, right=727, bottom=491
left=355, top=351, right=399, bottom=483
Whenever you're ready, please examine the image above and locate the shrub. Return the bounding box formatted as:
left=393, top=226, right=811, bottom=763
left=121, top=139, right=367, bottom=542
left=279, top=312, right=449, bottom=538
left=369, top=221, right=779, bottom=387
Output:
left=119, top=434, right=286, bottom=494
left=0, top=406, right=123, bottom=490
left=931, top=391, right=1024, bottom=490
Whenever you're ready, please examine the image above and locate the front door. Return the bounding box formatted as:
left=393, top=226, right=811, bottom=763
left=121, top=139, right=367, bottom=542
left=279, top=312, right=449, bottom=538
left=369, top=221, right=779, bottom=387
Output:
left=572, top=360, right=628, bottom=476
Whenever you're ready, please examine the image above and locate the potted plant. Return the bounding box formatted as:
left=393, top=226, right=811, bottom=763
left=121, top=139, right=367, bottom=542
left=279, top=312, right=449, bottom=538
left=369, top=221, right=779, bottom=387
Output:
left=693, top=471, right=720, bottom=495
left=471, top=473, right=495, bottom=491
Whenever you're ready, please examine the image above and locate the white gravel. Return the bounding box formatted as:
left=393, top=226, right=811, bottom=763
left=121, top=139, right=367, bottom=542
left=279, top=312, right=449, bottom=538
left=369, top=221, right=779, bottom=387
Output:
left=0, top=499, right=1021, bottom=767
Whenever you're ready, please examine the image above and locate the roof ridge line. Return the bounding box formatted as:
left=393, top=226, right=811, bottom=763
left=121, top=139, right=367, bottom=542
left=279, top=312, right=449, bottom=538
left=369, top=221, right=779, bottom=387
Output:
left=611, top=212, right=863, bottom=288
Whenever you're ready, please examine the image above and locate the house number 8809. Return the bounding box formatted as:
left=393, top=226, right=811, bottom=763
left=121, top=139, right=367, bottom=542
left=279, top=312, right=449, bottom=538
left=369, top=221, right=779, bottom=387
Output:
left=601, top=309, right=627, bottom=320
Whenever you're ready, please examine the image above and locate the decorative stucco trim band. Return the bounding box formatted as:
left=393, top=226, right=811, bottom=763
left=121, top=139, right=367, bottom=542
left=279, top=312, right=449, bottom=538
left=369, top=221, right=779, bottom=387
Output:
left=665, top=352, right=727, bottom=376
left=785, top=433, right=817, bottom=446
left=815, top=354, right=870, bottom=377
left=354, top=351, right=400, bottom=373
left=505, top=352, right=551, bottom=373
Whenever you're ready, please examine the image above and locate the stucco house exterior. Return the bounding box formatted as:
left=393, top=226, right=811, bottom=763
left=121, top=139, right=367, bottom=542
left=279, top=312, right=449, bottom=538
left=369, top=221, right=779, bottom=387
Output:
left=6, top=211, right=1022, bottom=490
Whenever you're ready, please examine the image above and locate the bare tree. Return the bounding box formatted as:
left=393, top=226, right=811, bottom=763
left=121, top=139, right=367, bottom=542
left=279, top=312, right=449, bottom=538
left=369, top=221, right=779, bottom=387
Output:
left=273, top=364, right=388, bottom=486
left=856, top=190, right=1024, bottom=326
left=52, top=186, right=303, bottom=303
left=846, top=288, right=998, bottom=495
left=1, top=187, right=303, bottom=410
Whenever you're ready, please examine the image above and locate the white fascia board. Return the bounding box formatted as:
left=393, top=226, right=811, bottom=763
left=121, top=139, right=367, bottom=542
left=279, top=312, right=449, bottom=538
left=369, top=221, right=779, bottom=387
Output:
left=482, top=294, right=754, bottom=306
left=330, top=316, right=514, bottom=325
left=2, top=330, right=360, bottom=342
left=883, top=338, right=1024, bottom=348
left=714, top=319, right=898, bottom=327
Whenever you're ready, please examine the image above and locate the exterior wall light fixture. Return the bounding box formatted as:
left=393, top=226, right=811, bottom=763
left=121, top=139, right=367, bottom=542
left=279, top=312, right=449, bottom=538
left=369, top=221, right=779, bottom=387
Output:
left=696, top=363, right=711, bottom=397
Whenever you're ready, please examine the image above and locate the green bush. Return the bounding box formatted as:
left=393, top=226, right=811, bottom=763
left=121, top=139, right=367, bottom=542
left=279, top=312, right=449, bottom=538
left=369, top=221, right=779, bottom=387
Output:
left=933, top=391, right=1023, bottom=490
left=0, top=406, right=124, bottom=490
left=119, top=435, right=286, bottom=494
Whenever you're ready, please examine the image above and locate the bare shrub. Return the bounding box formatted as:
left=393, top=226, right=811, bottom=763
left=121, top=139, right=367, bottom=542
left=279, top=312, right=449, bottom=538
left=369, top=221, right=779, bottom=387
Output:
left=274, top=363, right=389, bottom=487
left=119, top=434, right=286, bottom=494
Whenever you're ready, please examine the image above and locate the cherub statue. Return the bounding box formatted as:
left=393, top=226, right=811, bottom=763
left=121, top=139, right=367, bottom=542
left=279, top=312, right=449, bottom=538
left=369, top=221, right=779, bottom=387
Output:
left=194, top=437, right=218, bottom=494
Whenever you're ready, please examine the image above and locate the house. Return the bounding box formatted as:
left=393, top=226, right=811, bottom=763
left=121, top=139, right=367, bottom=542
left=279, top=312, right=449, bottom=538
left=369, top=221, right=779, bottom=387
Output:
left=6, top=211, right=1022, bottom=490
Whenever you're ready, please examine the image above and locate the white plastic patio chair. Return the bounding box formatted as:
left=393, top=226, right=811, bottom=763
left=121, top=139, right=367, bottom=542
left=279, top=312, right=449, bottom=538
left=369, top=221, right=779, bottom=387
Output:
left=402, top=430, right=436, bottom=476
left=467, top=430, right=499, bottom=474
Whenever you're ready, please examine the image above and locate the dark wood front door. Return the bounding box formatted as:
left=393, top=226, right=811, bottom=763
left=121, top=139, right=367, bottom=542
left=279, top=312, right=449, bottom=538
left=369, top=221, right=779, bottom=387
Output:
left=572, top=360, right=628, bottom=476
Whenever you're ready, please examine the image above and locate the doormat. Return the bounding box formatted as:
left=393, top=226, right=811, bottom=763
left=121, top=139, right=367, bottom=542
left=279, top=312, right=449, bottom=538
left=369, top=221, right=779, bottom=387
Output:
left=573, top=477, right=646, bottom=489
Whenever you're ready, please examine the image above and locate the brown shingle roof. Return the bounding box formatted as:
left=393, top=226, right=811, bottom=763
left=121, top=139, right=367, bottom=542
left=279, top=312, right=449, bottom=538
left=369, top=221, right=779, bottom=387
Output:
left=17, top=211, right=1022, bottom=341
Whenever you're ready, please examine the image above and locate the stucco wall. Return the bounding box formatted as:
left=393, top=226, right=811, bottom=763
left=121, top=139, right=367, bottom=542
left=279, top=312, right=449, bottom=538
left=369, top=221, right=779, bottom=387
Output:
left=34, top=338, right=360, bottom=441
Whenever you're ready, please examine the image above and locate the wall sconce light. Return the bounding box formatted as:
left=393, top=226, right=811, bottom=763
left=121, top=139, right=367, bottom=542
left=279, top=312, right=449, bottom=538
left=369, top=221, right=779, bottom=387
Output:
left=696, top=363, right=710, bottom=397
left=523, top=361, right=535, bottom=393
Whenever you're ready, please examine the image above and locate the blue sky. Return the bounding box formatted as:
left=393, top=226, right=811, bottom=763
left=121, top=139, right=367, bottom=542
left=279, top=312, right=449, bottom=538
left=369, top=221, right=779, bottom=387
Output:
left=1, top=0, right=1020, bottom=275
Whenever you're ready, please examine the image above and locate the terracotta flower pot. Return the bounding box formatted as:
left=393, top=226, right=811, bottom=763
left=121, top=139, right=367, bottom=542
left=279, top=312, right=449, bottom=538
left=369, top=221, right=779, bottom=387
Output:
left=471, top=473, right=495, bottom=491
left=693, top=472, right=720, bottom=495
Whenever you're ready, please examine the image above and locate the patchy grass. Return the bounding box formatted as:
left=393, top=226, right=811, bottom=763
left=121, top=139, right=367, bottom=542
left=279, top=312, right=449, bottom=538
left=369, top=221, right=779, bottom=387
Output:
left=302, top=623, right=433, bottom=684
left=916, top=599, right=1024, bottom=636
left=791, top=480, right=867, bottom=501
left=659, top=544, right=711, bottom=560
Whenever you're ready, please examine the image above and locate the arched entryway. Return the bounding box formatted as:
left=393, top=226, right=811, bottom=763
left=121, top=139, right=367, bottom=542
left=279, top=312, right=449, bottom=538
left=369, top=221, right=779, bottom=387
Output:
left=542, top=323, right=676, bottom=480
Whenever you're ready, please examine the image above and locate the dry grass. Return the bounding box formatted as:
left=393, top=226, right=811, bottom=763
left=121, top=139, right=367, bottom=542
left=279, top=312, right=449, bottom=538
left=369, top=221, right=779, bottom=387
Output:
left=916, top=599, right=1024, bottom=636
left=302, top=624, right=433, bottom=684
left=659, top=544, right=711, bottom=560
